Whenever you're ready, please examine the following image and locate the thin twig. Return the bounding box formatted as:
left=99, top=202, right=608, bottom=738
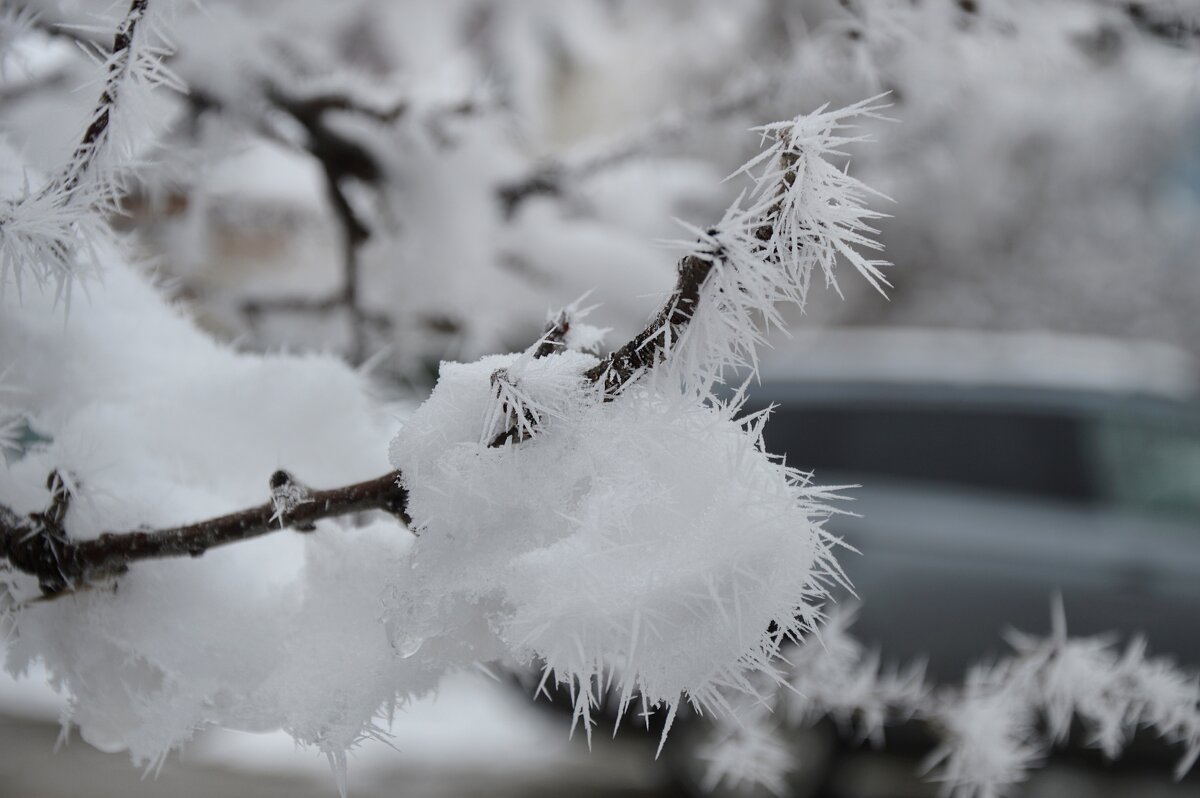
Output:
left=497, top=70, right=778, bottom=219
left=0, top=469, right=409, bottom=596
left=188, top=84, right=380, bottom=361
left=485, top=310, right=573, bottom=448
left=585, top=143, right=798, bottom=398
left=582, top=253, right=713, bottom=397
left=57, top=0, right=150, bottom=197
left=188, top=84, right=482, bottom=363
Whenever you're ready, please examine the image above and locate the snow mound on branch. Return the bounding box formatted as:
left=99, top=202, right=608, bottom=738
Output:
left=0, top=256, right=459, bottom=778
left=389, top=353, right=847, bottom=743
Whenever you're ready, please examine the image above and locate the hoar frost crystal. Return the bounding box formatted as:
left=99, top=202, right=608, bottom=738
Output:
left=388, top=98, right=890, bottom=745
left=389, top=351, right=848, bottom=745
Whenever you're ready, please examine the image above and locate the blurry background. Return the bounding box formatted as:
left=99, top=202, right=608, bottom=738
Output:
left=2, top=0, right=1200, bottom=795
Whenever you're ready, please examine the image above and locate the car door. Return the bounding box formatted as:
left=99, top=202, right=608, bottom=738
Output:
left=753, top=385, right=1134, bottom=679
left=1084, top=407, right=1200, bottom=666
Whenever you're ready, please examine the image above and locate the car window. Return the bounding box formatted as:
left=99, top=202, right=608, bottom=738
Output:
left=1090, top=414, right=1200, bottom=523
left=756, top=403, right=1097, bottom=504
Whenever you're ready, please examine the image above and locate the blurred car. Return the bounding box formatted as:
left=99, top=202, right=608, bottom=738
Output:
left=748, top=328, right=1200, bottom=679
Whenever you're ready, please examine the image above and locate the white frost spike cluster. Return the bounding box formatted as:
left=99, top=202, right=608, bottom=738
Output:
left=483, top=299, right=609, bottom=444
left=268, top=471, right=312, bottom=524
left=780, top=607, right=926, bottom=745
left=0, top=163, right=109, bottom=302
left=389, top=100, right=891, bottom=754
left=702, top=602, right=1200, bottom=798
left=702, top=607, right=926, bottom=794
left=660, top=96, right=891, bottom=396
left=0, top=0, right=182, bottom=299
left=697, top=703, right=794, bottom=796
left=921, top=599, right=1200, bottom=797
left=1004, top=599, right=1200, bottom=778
left=390, top=355, right=847, bottom=747
left=923, top=664, right=1042, bottom=798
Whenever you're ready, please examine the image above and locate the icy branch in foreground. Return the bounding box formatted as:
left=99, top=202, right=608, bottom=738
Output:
left=0, top=99, right=889, bottom=785
left=0, top=470, right=409, bottom=596
left=584, top=96, right=891, bottom=400
left=391, top=100, right=890, bottom=751
left=0, top=99, right=888, bottom=598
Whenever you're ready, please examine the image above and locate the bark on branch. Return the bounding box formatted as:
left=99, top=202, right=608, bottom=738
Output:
left=582, top=253, right=713, bottom=397
left=0, top=469, right=409, bottom=596
left=57, top=0, right=150, bottom=197
left=584, top=143, right=797, bottom=398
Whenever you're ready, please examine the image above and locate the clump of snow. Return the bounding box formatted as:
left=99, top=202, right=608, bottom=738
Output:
left=0, top=246, right=460, bottom=783
left=391, top=353, right=846, bottom=745
left=387, top=97, right=894, bottom=748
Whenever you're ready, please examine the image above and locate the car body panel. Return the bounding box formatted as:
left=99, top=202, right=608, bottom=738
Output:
left=746, top=379, right=1200, bottom=679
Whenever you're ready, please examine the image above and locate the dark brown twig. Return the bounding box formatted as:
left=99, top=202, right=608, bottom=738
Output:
left=187, top=83, right=382, bottom=361
left=485, top=310, right=574, bottom=447
left=0, top=469, right=409, bottom=597
left=57, top=0, right=150, bottom=197
left=531, top=309, right=572, bottom=359
left=584, top=143, right=798, bottom=398
left=189, top=84, right=483, bottom=363
left=488, top=138, right=798, bottom=445
left=496, top=71, right=777, bottom=219
left=582, top=253, right=713, bottom=397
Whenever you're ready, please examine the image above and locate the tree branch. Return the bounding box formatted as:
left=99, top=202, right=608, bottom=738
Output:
left=187, top=84, right=381, bottom=361
left=582, top=253, right=713, bottom=396
left=487, top=136, right=799, bottom=445
left=57, top=0, right=150, bottom=197
left=0, top=469, right=409, bottom=597
left=188, top=84, right=480, bottom=363
left=584, top=144, right=798, bottom=398
left=496, top=70, right=778, bottom=219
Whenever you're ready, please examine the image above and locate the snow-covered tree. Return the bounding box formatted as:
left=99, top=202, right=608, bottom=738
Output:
left=1, top=2, right=1198, bottom=797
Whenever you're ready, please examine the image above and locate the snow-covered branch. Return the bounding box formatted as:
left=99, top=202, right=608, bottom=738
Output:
left=497, top=68, right=781, bottom=218
left=924, top=599, right=1200, bottom=797
left=4, top=7, right=1191, bottom=792
left=0, top=0, right=177, bottom=299
left=583, top=97, right=891, bottom=400
left=0, top=469, right=409, bottom=596
left=184, top=79, right=488, bottom=361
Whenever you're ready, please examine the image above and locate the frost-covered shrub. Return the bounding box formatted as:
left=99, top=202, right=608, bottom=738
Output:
left=388, top=96, right=890, bottom=746
left=0, top=2, right=890, bottom=782
left=1, top=3, right=1198, bottom=798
